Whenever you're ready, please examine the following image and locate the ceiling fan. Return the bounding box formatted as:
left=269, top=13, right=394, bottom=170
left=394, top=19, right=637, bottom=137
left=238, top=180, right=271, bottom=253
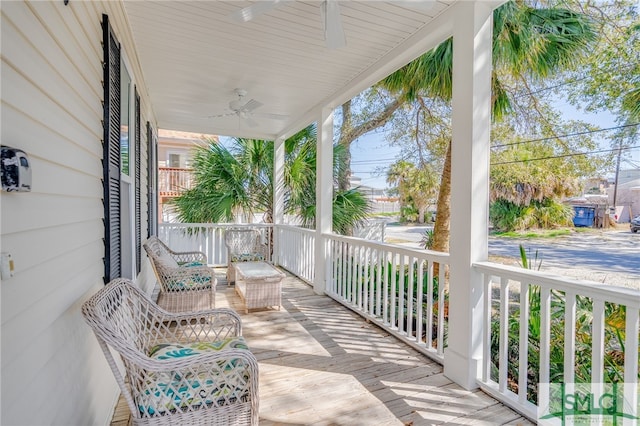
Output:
left=207, top=89, right=288, bottom=127
left=230, top=1, right=436, bottom=50
left=230, top=0, right=346, bottom=50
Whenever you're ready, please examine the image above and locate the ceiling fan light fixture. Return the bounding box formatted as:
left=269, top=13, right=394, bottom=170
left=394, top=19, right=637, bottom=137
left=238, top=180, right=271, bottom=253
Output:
left=229, top=99, right=243, bottom=111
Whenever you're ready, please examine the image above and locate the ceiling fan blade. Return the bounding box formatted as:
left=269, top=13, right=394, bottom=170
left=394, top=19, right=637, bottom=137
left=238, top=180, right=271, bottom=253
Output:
left=230, top=0, right=288, bottom=23
left=205, top=112, right=235, bottom=119
left=391, top=0, right=436, bottom=12
left=242, top=99, right=264, bottom=112
left=322, top=0, right=346, bottom=50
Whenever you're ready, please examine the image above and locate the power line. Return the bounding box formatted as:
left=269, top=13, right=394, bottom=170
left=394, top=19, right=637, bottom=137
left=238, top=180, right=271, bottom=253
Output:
left=351, top=158, right=397, bottom=165
left=491, top=145, right=639, bottom=166
left=351, top=169, right=387, bottom=174
left=492, top=122, right=640, bottom=149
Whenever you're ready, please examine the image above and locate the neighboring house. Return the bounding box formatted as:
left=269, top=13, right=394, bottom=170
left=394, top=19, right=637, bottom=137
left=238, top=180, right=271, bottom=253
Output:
left=582, top=176, right=609, bottom=195
left=351, top=176, right=400, bottom=214
left=574, top=169, right=640, bottom=224
left=608, top=176, right=640, bottom=222
left=157, top=129, right=217, bottom=221
left=617, top=168, right=640, bottom=184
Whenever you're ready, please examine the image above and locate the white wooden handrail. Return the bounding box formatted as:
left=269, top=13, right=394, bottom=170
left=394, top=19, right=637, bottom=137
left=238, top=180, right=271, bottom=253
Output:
left=474, top=260, right=640, bottom=421
left=324, top=232, right=450, bottom=363
left=158, top=223, right=273, bottom=266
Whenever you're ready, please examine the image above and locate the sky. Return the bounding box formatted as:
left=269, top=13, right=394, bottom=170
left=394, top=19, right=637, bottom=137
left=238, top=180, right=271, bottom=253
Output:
left=349, top=100, right=640, bottom=190
left=220, top=103, right=639, bottom=191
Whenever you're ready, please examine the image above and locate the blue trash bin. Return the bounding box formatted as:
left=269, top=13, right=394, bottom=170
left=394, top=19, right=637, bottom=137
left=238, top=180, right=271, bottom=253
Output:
left=573, top=206, right=595, bottom=227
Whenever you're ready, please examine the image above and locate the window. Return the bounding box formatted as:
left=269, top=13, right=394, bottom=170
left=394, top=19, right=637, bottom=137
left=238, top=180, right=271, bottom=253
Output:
left=167, top=152, right=191, bottom=168
left=147, top=122, right=158, bottom=237
left=103, top=14, right=153, bottom=281
left=169, top=153, right=181, bottom=168
left=120, top=64, right=131, bottom=176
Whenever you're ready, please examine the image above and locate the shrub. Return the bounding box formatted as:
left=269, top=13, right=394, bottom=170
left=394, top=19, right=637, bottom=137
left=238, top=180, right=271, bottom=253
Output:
left=490, top=198, right=574, bottom=231
left=490, top=245, right=634, bottom=404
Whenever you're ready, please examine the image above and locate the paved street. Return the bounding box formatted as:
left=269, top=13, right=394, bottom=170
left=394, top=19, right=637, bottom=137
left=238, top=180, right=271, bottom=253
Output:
left=489, top=229, right=638, bottom=274
left=383, top=223, right=640, bottom=289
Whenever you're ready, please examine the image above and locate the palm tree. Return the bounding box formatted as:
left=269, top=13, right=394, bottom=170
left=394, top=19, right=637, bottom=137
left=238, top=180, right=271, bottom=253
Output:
left=386, top=160, right=413, bottom=220
left=622, top=87, right=640, bottom=121
left=171, top=141, right=261, bottom=223
left=381, top=0, right=596, bottom=253
left=387, top=160, right=438, bottom=224
left=171, top=124, right=370, bottom=234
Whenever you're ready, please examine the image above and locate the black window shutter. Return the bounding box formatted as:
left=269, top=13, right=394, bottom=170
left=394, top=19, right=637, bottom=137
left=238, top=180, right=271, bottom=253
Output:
left=102, top=14, right=121, bottom=283
left=147, top=122, right=158, bottom=237
left=135, top=89, right=142, bottom=274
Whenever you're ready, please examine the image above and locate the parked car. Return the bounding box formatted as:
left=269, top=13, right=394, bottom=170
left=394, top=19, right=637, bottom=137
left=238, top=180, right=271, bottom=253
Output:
left=631, top=215, right=640, bottom=233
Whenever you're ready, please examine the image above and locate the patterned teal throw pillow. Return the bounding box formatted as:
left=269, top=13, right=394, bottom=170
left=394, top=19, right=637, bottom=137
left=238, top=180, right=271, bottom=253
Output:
left=138, top=337, right=251, bottom=416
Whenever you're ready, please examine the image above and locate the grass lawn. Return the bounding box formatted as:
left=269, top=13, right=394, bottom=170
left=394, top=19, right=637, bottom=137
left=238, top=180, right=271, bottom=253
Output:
left=489, top=227, right=602, bottom=238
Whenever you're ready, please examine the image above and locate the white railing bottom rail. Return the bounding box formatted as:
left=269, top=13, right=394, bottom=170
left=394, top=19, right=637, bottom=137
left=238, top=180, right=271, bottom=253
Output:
left=475, top=261, right=640, bottom=421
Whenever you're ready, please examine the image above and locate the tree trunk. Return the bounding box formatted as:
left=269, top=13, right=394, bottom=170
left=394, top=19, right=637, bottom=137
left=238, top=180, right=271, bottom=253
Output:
left=432, top=139, right=451, bottom=253
left=431, top=139, right=452, bottom=291
left=418, top=206, right=426, bottom=224
left=338, top=101, right=353, bottom=192
left=337, top=97, right=403, bottom=192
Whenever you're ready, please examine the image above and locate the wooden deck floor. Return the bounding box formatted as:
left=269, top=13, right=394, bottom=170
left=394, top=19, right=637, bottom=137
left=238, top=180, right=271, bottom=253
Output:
left=111, top=270, right=534, bottom=426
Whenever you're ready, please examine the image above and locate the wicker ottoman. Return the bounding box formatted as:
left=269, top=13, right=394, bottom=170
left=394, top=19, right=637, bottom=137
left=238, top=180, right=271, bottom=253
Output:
left=232, top=261, right=285, bottom=313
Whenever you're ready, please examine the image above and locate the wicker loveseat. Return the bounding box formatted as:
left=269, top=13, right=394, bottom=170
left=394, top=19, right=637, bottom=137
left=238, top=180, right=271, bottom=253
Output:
left=82, top=278, right=259, bottom=426
left=143, top=236, right=216, bottom=312
left=224, top=229, right=269, bottom=285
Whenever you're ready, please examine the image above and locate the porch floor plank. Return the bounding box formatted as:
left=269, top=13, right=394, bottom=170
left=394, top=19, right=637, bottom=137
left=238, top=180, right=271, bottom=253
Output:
left=110, top=270, right=534, bottom=426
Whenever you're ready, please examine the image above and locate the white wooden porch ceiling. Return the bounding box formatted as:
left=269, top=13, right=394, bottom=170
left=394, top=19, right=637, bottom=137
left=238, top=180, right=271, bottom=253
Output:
left=123, top=0, right=456, bottom=140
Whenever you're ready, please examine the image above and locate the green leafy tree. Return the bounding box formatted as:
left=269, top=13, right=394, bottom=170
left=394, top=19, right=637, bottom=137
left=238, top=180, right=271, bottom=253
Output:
left=171, top=125, right=370, bottom=234
left=386, top=160, right=413, bottom=220
left=562, top=2, right=639, bottom=120
left=387, top=160, right=438, bottom=224
left=487, top=109, right=613, bottom=231
left=380, top=0, right=596, bottom=253
left=546, top=1, right=640, bottom=181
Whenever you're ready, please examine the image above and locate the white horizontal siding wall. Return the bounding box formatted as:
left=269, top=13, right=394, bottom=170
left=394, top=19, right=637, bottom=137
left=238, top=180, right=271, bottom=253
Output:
left=1, top=1, right=156, bottom=424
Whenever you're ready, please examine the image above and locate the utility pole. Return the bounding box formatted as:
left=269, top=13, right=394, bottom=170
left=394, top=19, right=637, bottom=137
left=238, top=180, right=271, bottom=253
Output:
left=611, top=140, right=623, bottom=218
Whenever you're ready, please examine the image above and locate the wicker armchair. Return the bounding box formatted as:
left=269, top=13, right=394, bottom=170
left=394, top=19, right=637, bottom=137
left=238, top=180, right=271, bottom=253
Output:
left=143, top=236, right=216, bottom=312
left=82, top=278, right=259, bottom=426
left=224, top=229, right=269, bottom=284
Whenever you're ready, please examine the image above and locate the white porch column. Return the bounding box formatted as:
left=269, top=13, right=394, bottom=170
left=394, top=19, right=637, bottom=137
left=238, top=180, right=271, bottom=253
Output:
left=314, top=107, right=334, bottom=295
left=444, top=1, right=493, bottom=390
left=273, top=136, right=285, bottom=265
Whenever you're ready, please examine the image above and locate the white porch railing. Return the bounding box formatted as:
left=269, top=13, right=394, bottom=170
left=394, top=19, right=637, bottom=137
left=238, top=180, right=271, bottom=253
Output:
left=158, top=167, right=194, bottom=195
left=354, top=219, right=385, bottom=242
left=158, top=223, right=273, bottom=266
left=325, top=234, right=450, bottom=363
left=474, top=261, right=640, bottom=421
left=276, top=225, right=315, bottom=283
left=155, top=222, right=639, bottom=422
